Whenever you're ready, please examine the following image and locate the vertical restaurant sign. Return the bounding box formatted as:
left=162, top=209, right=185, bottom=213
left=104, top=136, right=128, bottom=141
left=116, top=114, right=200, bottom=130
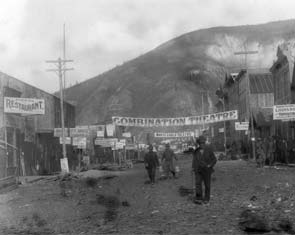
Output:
left=4, top=97, right=45, bottom=115
left=106, top=124, right=115, bottom=137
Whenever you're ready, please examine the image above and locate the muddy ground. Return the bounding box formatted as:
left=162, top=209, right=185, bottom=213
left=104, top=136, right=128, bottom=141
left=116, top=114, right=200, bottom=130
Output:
left=0, top=156, right=295, bottom=235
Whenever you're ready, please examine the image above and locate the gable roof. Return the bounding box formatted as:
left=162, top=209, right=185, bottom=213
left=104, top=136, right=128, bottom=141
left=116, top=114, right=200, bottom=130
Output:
left=249, top=72, right=273, bottom=94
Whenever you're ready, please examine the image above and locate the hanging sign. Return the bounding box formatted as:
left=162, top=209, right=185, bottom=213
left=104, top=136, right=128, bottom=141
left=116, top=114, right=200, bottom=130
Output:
left=106, top=124, right=115, bottom=137
left=59, top=137, right=71, bottom=145
left=273, top=104, right=295, bottom=120
left=89, top=125, right=104, bottom=135
left=195, top=129, right=200, bottom=138
left=235, top=122, right=249, bottom=130
left=125, top=144, right=137, bottom=150
left=70, top=127, right=89, bottom=137
left=4, top=97, right=45, bottom=115
left=72, top=137, right=87, bottom=149
left=54, top=128, right=69, bottom=137
left=115, top=142, right=124, bottom=149
left=112, top=110, right=238, bottom=127
left=94, top=138, right=117, bottom=147
left=154, top=132, right=195, bottom=138
left=122, top=132, right=131, bottom=138
left=95, top=125, right=105, bottom=137
left=60, top=158, right=69, bottom=173
left=119, top=139, right=126, bottom=145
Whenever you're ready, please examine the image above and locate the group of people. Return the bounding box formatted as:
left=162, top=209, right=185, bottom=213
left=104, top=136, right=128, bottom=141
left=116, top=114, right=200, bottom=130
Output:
left=255, top=136, right=295, bottom=167
left=144, top=143, right=178, bottom=184
left=144, top=136, right=217, bottom=205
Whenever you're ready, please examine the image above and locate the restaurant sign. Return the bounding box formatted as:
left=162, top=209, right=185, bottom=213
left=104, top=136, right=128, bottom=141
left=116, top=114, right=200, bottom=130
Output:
left=4, top=97, right=45, bottom=115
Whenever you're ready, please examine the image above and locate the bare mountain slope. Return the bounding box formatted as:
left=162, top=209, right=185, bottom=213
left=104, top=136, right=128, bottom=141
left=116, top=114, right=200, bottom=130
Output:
left=64, top=19, right=295, bottom=125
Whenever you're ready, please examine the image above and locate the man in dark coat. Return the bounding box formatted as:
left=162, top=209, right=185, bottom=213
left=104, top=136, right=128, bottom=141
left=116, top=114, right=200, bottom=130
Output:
left=162, top=143, right=178, bottom=179
left=144, top=145, right=159, bottom=184
left=192, top=135, right=217, bottom=204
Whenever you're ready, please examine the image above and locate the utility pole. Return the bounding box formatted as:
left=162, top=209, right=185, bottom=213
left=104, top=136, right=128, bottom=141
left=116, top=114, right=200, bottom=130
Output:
left=63, top=24, right=67, bottom=97
left=216, top=87, right=227, bottom=154
left=46, top=58, right=73, bottom=172
left=234, top=49, right=258, bottom=161
left=201, top=92, right=204, bottom=130
left=222, top=97, right=227, bottom=154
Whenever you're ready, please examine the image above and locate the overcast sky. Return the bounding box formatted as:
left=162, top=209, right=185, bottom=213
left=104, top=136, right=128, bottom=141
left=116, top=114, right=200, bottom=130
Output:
left=1, top=0, right=295, bottom=93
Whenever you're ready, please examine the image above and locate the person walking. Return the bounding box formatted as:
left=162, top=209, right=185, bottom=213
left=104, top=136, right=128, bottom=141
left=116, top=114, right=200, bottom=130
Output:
left=256, top=139, right=266, bottom=168
left=282, top=138, right=289, bottom=164
left=267, top=136, right=275, bottom=166
left=144, top=145, right=159, bottom=184
left=162, top=143, right=178, bottom=179
left=192, top=135, right=217, bottom=204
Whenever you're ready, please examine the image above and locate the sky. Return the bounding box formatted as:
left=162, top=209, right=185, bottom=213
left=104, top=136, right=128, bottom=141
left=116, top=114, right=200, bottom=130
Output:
left=1, top=0, right=295, bottom=93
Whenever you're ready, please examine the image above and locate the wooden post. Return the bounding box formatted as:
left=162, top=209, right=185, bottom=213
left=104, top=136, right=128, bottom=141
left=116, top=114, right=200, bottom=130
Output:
left=78, top=150, right=80, bottom=172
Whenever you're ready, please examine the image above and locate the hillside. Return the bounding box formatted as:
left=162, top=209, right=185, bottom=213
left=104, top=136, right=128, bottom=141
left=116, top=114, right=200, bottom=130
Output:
left=64, top=19, right=295, bottom=127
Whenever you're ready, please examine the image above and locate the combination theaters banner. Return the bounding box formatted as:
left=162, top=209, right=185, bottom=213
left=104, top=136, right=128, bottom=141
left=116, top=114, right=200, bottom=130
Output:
left=4, top=97, right=45, bottom=115
left=112, top=110, right=238, bottom=127
left=154, top=132, right=194, bottom=138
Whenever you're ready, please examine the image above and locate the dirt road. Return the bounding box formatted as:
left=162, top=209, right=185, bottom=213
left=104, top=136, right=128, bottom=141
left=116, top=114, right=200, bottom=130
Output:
left=1, top=157, right=295, bottom=234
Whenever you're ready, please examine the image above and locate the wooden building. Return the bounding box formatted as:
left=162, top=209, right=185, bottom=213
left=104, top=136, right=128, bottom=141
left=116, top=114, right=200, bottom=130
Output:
left=213, top=69, right=274, bottom=152
left=0, top=71, right=75, bottom=178
left=270, top=44, right=295, bottom=140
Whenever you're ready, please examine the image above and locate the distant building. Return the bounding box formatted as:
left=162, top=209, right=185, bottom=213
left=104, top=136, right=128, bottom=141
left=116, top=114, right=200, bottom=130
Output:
left=238, top=69, right=274, bottom=139
left=0, top=71, right=75, bottom=178
left=212, top=69, right=274, bottom=151
left=270, top=44, right=295, bottom=140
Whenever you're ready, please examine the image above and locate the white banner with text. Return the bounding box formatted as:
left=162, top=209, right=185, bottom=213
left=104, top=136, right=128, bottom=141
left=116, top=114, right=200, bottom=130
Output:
left=112, top=110, right=238, bottom=127
left=273, top=104, right=295, bottom=120
left=154, top=132, right=195, bottom=138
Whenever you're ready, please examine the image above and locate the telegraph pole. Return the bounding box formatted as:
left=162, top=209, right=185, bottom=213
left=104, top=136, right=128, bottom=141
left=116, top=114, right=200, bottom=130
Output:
left=46, top=58, right=73, bottom=172
left=222, top=97, right=227, bottom=154
left=234, top=49, right=258, bottom=160
left=63, top=24, right=67, bottom=94
left=201, top=92, right=205, bottom=130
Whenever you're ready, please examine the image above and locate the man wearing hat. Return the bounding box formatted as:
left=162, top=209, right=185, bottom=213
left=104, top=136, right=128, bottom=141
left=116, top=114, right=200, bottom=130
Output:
left=192, top=135, right=217, bottom=204
left=162, top=143, right=178, bottom=179
left=144, top=144, right=160, bottom=184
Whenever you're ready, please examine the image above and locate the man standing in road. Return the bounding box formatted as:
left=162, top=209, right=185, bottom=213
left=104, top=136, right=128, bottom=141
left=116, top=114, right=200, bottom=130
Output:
left=192, top=135, right=217, bottom=204
left=162, top=143, right=178, bottom=179
left=144, top=145, right=159, bottom=184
